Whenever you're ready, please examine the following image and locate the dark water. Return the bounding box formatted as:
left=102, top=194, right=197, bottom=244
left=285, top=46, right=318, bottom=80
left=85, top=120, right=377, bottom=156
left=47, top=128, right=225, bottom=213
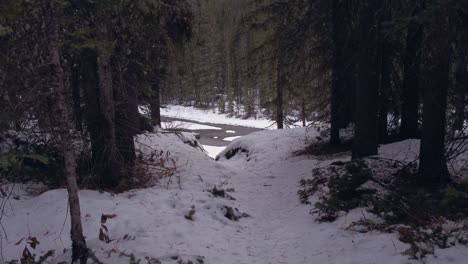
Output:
left=161, top=117, right=263, bottom=147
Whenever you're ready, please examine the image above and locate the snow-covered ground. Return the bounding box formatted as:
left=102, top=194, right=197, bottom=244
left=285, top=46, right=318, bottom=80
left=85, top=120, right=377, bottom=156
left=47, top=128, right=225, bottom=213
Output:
left=1, top=127, right=467, bottom=263
left=161, top=105, right=274, bottom=129
left=201, top=145, right=226, bottom=159
left=160, top=105, right=314, bottom=129
left=162, top=120, right=222, bottom=131
left=223, top=136, right=241, bottom=142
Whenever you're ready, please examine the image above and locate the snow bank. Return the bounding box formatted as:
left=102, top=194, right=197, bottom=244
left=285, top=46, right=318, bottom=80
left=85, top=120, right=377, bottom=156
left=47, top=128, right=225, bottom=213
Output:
left=0, top=132, right=242, bottom=263
left=161, top=105, right=274, bottom=129
left=162, top=120, right=222, bottom=130
left=379, top=139, right=420, bottom=162
left=200, top=145, right=225, bottom=159
left=222, top=136, right=241, bottom=142
left=217, top=127, right=321, bottom=162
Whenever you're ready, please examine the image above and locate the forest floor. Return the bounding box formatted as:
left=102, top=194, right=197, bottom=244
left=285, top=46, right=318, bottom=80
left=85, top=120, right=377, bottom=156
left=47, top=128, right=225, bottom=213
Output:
left=1, top=111, right=468, bottom=263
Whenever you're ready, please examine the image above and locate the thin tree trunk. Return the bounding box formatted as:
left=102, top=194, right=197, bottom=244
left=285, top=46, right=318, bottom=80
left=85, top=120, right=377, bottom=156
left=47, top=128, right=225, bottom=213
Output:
left=301, top=98, right=306, bottom=127
left=151, top=82, right=162, bottom=127
left=41, top=0, right=88, bottom=262
left=400, top=2, right=424, bottom=140
left=352, top=0, right=381, bottom=159
left=276, top=55, right=284, bottom=129
left=71, top=62, right=82, bottom=133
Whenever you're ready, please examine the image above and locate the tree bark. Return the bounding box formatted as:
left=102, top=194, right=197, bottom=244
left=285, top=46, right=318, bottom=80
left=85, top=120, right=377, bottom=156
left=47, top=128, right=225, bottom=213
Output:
left=71, top=62, right=83, bottom=133
left=276, top=54, right=284, bottom=129
left=79, top=49, right=107, bottom=186
left=96, top=24, right=122, bottom=188
left=453, top=44, right=467, bottom=132
left=151, top=82, right=162, bottom=127
left=418, top=11, right=451, bottom=187
left=352, top=0, right=381, bottom=159
left=378, top=14, right=392, bottom=142
left=41, top=0, right=88, bottom=262
left=115, top=70, right=137, bottom=167
left=400, top=2, right=424, bottom=140
left=330, top=0, right=351, bottom=145
left=301, top=98, right=306, bottom=127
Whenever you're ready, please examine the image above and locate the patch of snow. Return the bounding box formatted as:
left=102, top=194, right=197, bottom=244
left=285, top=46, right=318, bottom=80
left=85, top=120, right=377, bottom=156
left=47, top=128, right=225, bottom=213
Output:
left=201, top=145, right=226, bottom=159
left=162, top=120, right=222, bottom=130
left=223, top=136, right=242, bottom=142
left=378, top=139, right=467, bottom=175
left=225, top=130, right=236, bottom=134
left=138, top=105, right=150, bottom=116
left=161, top=105, right=274, bottom=129
left=379, top=139, right=420, bottom=162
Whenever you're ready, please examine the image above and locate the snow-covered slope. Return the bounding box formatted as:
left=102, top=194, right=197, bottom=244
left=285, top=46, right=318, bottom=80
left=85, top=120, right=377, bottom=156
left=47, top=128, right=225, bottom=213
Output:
left=1, top=128, right=467, bottom=263
left=1, top=132, right=240, bottom=263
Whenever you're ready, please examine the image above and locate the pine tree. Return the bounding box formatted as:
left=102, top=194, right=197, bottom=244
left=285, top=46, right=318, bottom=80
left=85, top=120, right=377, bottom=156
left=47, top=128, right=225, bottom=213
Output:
left=352, top=0, right=382, bottom=159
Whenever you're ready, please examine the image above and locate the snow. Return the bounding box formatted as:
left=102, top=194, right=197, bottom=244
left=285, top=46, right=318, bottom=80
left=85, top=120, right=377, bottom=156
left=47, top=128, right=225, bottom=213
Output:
left=2, top=126, right=468, bottom=263
left=161, top=105, right=274, bottom=129
left=223, top=136, right=242, bottom=142
left=201, top=145, right=226, bottom=159
left=379, top=139, right=420, bottom=162
left=1, top=132, right=238, bottom=263
left=161, top=120, right=222, bottom=130
left=225, top=130, right=236, bottom=134
left=160, top=105, right=317, bottom=129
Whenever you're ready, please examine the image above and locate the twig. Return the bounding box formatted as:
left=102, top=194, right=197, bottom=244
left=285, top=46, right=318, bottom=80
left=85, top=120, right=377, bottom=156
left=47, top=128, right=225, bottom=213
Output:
left=218, top=176, right=232, bottom=188
left=54, top=199, right=69, bottom=241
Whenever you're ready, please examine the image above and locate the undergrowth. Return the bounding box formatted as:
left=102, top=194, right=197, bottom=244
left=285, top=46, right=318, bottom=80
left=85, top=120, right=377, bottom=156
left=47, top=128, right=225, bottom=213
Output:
left=298, top=158, right=468, bottom=259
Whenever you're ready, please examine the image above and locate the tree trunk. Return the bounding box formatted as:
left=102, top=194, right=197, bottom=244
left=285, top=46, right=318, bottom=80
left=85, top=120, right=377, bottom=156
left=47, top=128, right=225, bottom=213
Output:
left=378, top=17, right=392, bottom=142
left=96, top=24, right=122, bottom=188
left=330, top=0, right=351, bottom=145
left=453, top=45, right=467, bottom=132
left=352, top=0, right=381, bottom=159
left=71, top=62, right=83, bottom=133
left=115, top=73, right=137, bottom=168
left=80, top=49, right=107, bottom=186
left=418, top=12, right=451, bottom=187
left=41, top=1, right=88, bottom=262
left=276, top=54, right=284, bottom=129
left=301, top=98, right=306, bottom=127
left=400, top=3, right=424, bottom=140
left=151, top=82, right=162, bottom=127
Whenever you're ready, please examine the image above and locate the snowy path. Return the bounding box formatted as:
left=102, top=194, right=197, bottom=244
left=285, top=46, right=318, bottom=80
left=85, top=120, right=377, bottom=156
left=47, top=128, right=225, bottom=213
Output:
left=219, top=157, right=411, bottom=264
left=220, top=158, right=319, bottom=264
left=206, top=129, right=413, bottom=264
